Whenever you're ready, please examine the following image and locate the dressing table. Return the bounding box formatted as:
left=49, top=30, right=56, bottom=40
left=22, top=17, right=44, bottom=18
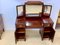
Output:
left=15, top=1, right=55, bottom=43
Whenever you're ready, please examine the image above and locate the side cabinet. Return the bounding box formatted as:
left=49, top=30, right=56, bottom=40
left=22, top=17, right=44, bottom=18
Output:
left=0, top=14, right=4, bottom=39
left=40, top=18, right=55, bottom=42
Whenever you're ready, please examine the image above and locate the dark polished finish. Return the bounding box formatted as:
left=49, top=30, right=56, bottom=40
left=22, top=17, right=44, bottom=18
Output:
left=15, top=28, right=26, bottom=43
left=42, top=18, right=54, bottom=27
left=25, top=1, right=44, bottom=5
left=40, top=18, right=55, bottom=42
left=15, top=15, right=26, bottom=43
left=40, top=27, right=55, bottom=42
left=15, top=1, right=55, bottom=44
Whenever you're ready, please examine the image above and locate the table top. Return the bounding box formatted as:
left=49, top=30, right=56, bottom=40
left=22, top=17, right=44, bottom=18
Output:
left=42, top=18, right=53, bottom=24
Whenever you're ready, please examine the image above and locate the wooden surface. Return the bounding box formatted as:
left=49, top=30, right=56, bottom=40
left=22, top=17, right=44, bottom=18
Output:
left=26, top=21, right=43, bottom=28
left=25, top=1, right=44, bottom=5
left=42, top=18, right=53, bottom=27
left=40, top=27, right=55, bottom=42
left=15, top=1, right=55, bottom=44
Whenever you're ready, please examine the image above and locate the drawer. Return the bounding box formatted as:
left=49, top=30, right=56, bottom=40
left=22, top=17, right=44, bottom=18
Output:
left=43, top=27, right=55, bottom=38
left=15, top=33, right=25, bottom=39
left=43, top=23, right=52, bottom=27
left=42, top=18, right=54, bottom=27
left=43, top=33, right=50, bottom=38
left=15, top=28, right=25, bottom=33
left=26, top=21, right=43, bottom=28
left=16, top=22, right=25, bottom=28
left=16, top=24, right=25, bottom=28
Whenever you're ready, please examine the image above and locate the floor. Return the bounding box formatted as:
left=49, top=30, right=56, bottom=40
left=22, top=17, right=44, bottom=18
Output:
left=0, top=29, right=60, bottom=45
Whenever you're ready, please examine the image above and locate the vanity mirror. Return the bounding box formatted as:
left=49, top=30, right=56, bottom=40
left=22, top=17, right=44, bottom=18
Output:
left=42, top=5, right=52, bottom=18
left=16, top=5, right=24, bottom=17
left=15, top=1, right=55, bottom=43
left=25, top=5, right=43, bottom=17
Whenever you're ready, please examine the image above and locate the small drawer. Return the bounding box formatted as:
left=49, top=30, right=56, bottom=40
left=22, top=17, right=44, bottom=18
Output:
left=15, top=28, right=25, bottom=33
left=15, top=33, right=25, bottom=39
left=43, top=33, right=50, bottom=38
left=44, top=23, right=50, bottom=27
left=16, top=22, right=25, bottom=28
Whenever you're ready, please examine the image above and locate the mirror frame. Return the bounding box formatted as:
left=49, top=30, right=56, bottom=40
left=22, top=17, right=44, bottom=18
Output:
left=16, top=5, right=24, bottom=17
left=43, top=5, right=52, bottom=17
left=25, top=4, right=43, bottom=17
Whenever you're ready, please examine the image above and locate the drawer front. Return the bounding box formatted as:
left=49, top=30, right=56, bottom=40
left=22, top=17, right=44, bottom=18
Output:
left=16, top=24, right=25, bottom=28
left=43, top=27, right=55, bottom=38
left=16, top=21, right=25, bottom=28
left=43, top=23, right=53, bottom=27
left=26, top=21, right=43, bottom=28
left=15, top=33, right=25, bottom=39
left=43, top=32, right=50, bottom=38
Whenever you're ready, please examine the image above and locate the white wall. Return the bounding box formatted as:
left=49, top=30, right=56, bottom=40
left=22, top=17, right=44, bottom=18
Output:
left=0, top=0, right=26, bottom=30
left=0, top=0, right=60, bottom=31
left=0, top=1, right=1, bottom=13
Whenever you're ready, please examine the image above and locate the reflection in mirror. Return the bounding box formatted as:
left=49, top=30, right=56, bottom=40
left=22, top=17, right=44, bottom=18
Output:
left=25, top=5, right=43, bottom=17
left=16, top=5, right=23, bottom=16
